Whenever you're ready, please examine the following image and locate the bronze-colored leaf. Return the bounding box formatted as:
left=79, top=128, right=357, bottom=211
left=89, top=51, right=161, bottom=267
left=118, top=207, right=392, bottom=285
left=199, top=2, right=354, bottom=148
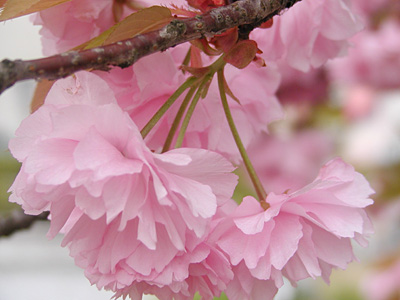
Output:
left=81, top=6, right=173, bottom=50
left=0, top=0, right=70, bottom=21
left=30, top=79, right=54, bottom=113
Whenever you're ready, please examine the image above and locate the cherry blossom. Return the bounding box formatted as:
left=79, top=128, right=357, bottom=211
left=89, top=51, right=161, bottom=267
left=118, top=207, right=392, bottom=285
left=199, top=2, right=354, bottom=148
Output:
left=216, top=158, right=374, bottom=290
left=8, top=71, right=238, bottom=298
left=328, top=20, right=400, bottom=90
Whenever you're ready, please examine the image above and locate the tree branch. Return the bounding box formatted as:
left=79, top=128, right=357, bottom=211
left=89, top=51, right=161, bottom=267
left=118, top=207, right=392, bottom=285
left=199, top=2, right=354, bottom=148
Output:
left=0, top=0, right=301, bottom=95
left=0, top=210, right=49, bottom=237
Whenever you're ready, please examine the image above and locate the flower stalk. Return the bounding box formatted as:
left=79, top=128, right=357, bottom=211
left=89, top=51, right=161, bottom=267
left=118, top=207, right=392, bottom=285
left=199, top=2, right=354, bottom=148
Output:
left=217, top=68, right=268, bottom=206
left=140, top=76, right=198, bottom=138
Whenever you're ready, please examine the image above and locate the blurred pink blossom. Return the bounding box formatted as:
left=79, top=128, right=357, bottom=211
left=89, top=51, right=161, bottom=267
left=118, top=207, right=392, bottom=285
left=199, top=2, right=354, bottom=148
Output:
left=342, top=85, right=376, bottom=120
left=363, top=260, right=400, bottom=300
left=352, top=0, right=392, bottom=21
left=329, top=20, right=400, bottom=90
left=276, top=63, right=329, bottom=105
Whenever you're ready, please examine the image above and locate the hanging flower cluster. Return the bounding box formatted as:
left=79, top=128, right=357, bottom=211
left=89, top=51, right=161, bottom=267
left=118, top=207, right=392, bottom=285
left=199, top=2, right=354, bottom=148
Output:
left=7, top=0, right=374, bottom=299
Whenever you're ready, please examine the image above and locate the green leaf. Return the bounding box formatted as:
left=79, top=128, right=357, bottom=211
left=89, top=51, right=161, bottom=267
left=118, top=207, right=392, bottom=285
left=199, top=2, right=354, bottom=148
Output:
left=0, top=154, right=21, bottom=213
left=0, top=0, right=71, bottom=21
left=81, top=6, right=173, bottom=50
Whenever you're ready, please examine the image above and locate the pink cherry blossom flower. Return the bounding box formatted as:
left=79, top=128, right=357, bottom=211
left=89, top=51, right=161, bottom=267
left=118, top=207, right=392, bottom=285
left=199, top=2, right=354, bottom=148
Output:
left=253, top=0, right=363, bottom=72
left=8, top=71, right=238, bottom=298
left=216, top=158, right=374, bottom=290
left=66, top=214, right=235, bottom=300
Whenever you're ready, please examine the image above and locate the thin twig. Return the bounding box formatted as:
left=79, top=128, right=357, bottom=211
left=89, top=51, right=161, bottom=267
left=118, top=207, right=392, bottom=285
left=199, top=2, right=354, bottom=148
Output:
left=0, top=0, right=301, bottom=94
left=0, top=210, right=49, bottom=237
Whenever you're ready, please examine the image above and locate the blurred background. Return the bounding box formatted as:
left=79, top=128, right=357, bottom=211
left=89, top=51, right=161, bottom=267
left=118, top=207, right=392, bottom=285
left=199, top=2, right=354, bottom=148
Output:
left=1, top=2, right=400, bottom=300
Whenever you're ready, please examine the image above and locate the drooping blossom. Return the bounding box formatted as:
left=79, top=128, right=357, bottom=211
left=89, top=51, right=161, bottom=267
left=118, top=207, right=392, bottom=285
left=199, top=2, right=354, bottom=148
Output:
left=216, top=158, right=374, bottom=292
left=8, top=71, right=238, bottom=299
left=253, top=0, right=364, bottom=72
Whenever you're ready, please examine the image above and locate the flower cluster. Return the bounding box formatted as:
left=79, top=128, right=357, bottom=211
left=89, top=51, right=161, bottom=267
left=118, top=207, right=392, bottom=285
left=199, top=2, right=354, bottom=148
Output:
left=8, top=0, right=375, bottom=299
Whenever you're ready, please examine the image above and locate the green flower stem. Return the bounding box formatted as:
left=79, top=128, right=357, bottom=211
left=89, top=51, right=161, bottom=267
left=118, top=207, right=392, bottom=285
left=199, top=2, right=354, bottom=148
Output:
left=140, top=76, right=198, bottom=139
left=217, top=69, right=268, bottom=205
left=175, top=76, right=211, bottom=148
left=162, top=85, right=198, bottom=152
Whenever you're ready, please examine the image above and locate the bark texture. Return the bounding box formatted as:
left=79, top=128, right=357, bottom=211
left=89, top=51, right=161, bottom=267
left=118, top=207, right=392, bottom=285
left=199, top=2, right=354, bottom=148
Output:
left=0, top=0, right=301, bottom=94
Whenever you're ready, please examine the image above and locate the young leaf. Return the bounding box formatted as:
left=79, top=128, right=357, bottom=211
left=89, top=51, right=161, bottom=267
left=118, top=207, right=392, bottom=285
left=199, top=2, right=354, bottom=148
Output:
left=0, top=0, right=70, bottom=21
left=30, top=79, right=54, bottom=112
left=81, top=6, right=173, bottom=50
left=224, top=40, right=258, bottom=69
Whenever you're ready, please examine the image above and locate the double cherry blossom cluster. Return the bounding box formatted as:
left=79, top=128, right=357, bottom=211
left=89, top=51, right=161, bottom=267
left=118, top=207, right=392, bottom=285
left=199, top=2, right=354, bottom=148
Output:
left=8, top=0, right=374, bottom=299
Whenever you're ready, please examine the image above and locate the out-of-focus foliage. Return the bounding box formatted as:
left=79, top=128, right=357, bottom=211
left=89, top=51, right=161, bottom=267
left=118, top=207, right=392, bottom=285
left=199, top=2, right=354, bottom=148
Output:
left=0, top=153, right=20, bottom=212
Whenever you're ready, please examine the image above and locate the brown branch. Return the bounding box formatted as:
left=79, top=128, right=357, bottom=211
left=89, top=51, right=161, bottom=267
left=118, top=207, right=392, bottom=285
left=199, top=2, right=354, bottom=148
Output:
left=0, top=210, right=49, bottom=237
left=0, top=0, right=301, bottom=94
